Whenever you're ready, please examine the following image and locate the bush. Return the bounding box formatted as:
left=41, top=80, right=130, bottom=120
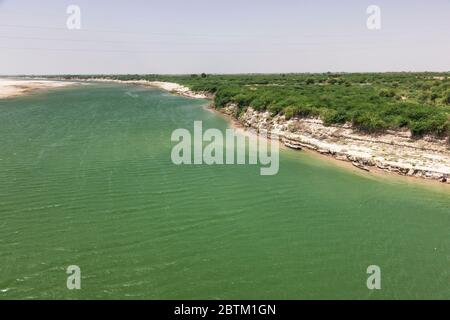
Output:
left=352, top=112, right=388, bottom=133
left=268, top=105, right=283, bottom=115
left=283, top=107, right=296, bottom=120
left=444, top=91, right=450, bottom=105
left=410, top=115, right=448, bottom=137
left=379, top=89, right=396, bottom=98
left=322, top=109, right=348, bottom=125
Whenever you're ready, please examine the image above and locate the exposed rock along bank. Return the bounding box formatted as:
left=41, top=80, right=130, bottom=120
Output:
left=222, top=104, right=450, bottom=183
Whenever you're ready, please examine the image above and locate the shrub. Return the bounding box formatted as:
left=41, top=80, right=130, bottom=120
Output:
left=321, top=108, right=348, bottom=125
left=352, top=112, right=388, bottom=133
left=283, top=107, right=296, bottom=120
left=444, top=91, right=450, bottom=105
left=379, top=89, right=396, bottom=98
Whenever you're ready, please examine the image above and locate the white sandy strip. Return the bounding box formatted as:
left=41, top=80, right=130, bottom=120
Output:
left=0, top=79, right=76, bottom=99
left=73, top=78, right=209, bottom=99
left=146, top=81, right=208, bottom=99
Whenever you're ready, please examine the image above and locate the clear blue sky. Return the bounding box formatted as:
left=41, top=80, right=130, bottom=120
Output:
left=0, top=0, right=449, bottom=74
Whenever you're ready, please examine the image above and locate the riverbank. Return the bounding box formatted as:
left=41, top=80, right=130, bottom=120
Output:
left=120, top=79, right=449, bottom=184
left=222, top=103, right=450, bottom=184
left=169, top=81, right=450, bottom=184
left=48, top=77, right=450, bottom=184
left=0, top=78, right=77, bottom=99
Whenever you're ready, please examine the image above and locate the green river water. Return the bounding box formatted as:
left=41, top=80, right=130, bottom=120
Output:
left=0, top=83, right=448, bottom=299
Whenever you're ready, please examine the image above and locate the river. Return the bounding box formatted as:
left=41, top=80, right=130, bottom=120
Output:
left=0, top=83, right=448, bottom=299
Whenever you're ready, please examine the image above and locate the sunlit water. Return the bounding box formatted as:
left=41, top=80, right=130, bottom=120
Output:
left=0, top=83, right=448, bottom=299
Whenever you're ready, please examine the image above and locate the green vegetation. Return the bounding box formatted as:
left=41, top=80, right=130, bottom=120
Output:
left=58, top=73, right=450, bottom=139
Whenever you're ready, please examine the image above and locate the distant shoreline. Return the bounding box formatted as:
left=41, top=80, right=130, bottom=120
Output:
left=55, top=77, right=212, bottom=100
left=0, top=78, right=77, bottom=99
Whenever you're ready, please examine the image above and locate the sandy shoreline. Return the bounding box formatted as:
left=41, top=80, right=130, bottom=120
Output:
left=0, top=78, right=77, bottom=99
left=62, top=77, right=211, bottom=100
